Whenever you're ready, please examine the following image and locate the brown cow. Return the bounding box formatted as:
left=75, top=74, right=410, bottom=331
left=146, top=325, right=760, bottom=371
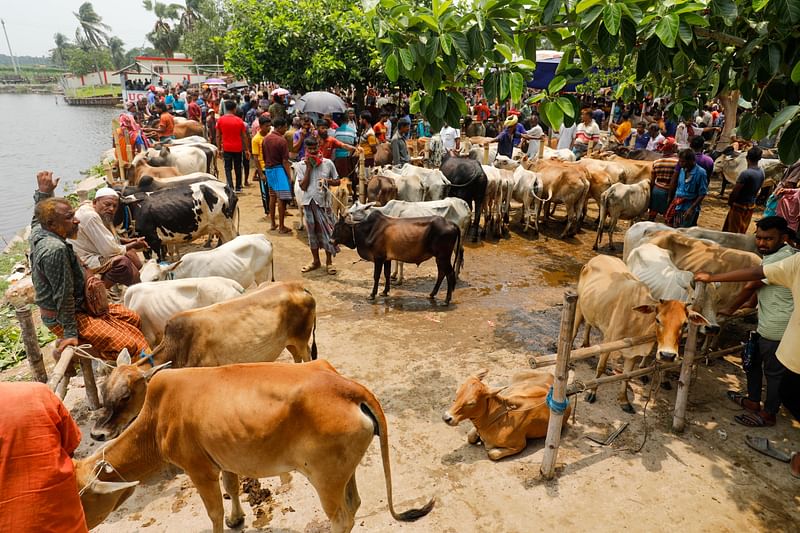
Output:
left=330, top=177, right=352, bottom=219
left=173, top=118, right=205, bottom=139
left=125, top=157, right=181, bottom=185
left=366, top=175, right=398, bottom=206
left=90, top=281, right=317, bottom=441
left=443, top=368, right=572, bottom=460
left=523, top=158, right=590, bottom=237
left=374, top=142, right=392, bottom=166
left=76, top=360, right=434, bottom=533
left=332, top=212, right=460, bottom=304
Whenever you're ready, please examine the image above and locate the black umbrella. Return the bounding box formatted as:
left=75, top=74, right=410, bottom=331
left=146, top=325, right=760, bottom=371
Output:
left=296, top=91, right=347, bottom=115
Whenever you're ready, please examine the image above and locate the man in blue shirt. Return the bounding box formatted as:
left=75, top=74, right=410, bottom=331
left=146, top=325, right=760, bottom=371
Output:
left=490, top=115, right=522, bottom=158
left=666, top=148, right=708, bottom=227
left=633, top=122, right=650, bottom=150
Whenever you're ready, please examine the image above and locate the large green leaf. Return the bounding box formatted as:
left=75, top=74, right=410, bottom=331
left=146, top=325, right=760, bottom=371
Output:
left=499, top=71, right=510, bottom=100
left=737, top=111, right=756, bottom=139
left=753, top=0, right=770, bottom=10
left=549, top=75, right=567, bottom=93
left=602, top=3, right=622, bottom=35
left=677, top=21, right=693, bottom=45
left=540, top=100, right=565, bottom=130
left=654, top=14, right=679, bottom=48
left=484, top=70, right=498, bottom=103
left=711, top=0, right=738, bottom=23
left=768, top=44, right=781, bottom=74
left=432, top=90, right=448, bottom=118
left=768, top=105, right=800, bottom=135
left=496, top=43, right=513, bottom=62
left=399, top=48, right=414, bottom=71
left=792, top=60, right=800, bottom=83
left=543, top=0, right=562, bottom=24
left=424, top=35, right=440, bottom=62
left=422, top=64, right=443, bottom=94
left=620, top=18, right=636, bottom=53
left=682, top=13, right=710, bottom=27
left=597, top=23, right=616, bottom=55
left=451, top=32, right=471, bottom=59
left=575, top=0, right=603, bottom=14
left=775, top=0, right=800, bottom=23
left=753, top=114, right=772, bottom=141
left=778, top=117, right=800, bottom=164
left=418, top=14, right=439, bottom=31
left=556, top=96, right=575, bottom=117
left=385, top=53, right=399, bottom=81
left=510, top=71, right=524, bottom=104
left=409, top=91, right=421, bottom=114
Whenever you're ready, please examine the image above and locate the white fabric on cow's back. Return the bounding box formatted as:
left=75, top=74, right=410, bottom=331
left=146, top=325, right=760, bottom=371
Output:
left=145, top=145, right=207, bottom=174
left=124, top=276, right=244, bottom=347
left=375, top=198, right=471, bottom=236
left=625, top=243, right=693, bottom=301
left=542, top=147, right=576, bottom=162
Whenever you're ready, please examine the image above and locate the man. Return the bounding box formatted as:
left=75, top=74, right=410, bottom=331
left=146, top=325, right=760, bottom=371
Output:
left=611, top=112, right=632, bottom=145
left=144, top=101, right=175, bottom=143
left=344, top=108, right=357, bottom=130
left=633, top=122, right=650, bottom=150
left=29, top=171, right=149, bottom=361
left=645, top=123, right=665, bottom=151
left=485, top=116, right=499, bottom=138
left=252, top=115, right=272, bottom=216
left=262, top=117, right=293, bottom=233
left=464, top=116, right=484, bottom=138
left=328, top=118, right=359, bottom=181
left=70, top=187, right=147, bottom=289
left=474, top=98, right=491, bottom=123
left=391, top=117, right=411, bottom=166
left=648, top=140, right=679, bottom=221
left=172, top=91, right=186, bottom=115
left=490, top=115, right=522, bottom=158
left=358, top=111, right=379, bottom=167
left=572, top=109, right=601, bottom=159
left=715, top=217, right=795, bottom=427
left=592, top=103, right=606, bottom=128
left=695, top=228, right=800, bottom=479
left=374, top=112, right=390, bottom=143
left=524, top=114, right=544, bottom=159
left=293, top=115, right=317, bottom=161
left=665, top=148, right=708, bottom=227
left=187, top=94, right=202, bottom=122
left=0, top=382, right=87, bottom=533
left=690, top=135, right=714, bottom=176
left=216, top=100, right=250, bottom=193
left=297, top=137, right=340, bottom=275
left=556, top=120, right=577, bottom=150
left=439, top=122, right=460, bottom=154
left=722, top=146, right=765, bottom=234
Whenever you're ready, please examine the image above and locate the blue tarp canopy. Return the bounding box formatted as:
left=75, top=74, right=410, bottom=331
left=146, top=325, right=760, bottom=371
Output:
left=526, top=57, right=585, bottom=91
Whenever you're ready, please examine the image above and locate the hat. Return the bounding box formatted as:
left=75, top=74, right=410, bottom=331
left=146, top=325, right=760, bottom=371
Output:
left=94, top=187, right=119, bottom=199
left=508, top=109, right=520, bottom=116
left=398, top=117, right=411, bottom=126
left=503, top=115, right=518, bottom=127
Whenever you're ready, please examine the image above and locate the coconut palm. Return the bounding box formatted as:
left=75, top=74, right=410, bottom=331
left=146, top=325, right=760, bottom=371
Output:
left=51, top=33, right=71, bottom=67
left=143, top=0, right=183, bottom=57
left=108, top=37, right=126, bottom=69
left=73, top=2, right=110, bottom=49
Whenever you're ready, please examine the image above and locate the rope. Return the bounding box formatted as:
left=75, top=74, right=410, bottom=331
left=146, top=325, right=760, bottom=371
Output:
left=625, top=363, right=661, bottom=454
left=77, top=448, right=127, bottom=496
left=546, top=385, right=570, bottom=414
left=73, top=344, right=115, bottom=369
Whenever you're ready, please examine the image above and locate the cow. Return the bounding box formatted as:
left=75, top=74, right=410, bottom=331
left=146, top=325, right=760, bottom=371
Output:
left=622, top=221, right=759, bottom=262
left=524, top=159, right=591, bottom=238
left=77, top=360, right=435, bottom=533
left=168, top=135, right=209, bottom=146
left=123, top=276, right=244, bottom=347
left=442, top=368, right=572, bottom=460
left=125, top=157, right=180, bottom=184
left=610, top=147, right=663, bottom=161
left=348, top=198, right=471, bottom=281
left=114, top=180, right=238, bottom=261
left=90, top=281, right=318, bottom=441
left=582, top=156, right=652, bottom=184
left=593, top=180, right=651, bottom=250
left=374, top=142, right=392, bottom=167
left=171, top=118, right=205, bottom=139
left=120, top=172, right=217, bottom=196
left=143, top=144, right=210, bottom=175
left=713, top=151, right=786, bottom=196
left=481, top=165, right=516, bottom=238
left=366, top=175, right=398, bottom=206
left=330, top=177, right=353, bottom=219
left=138, top=233, right=275, bottom=288
left=440, top=155, right=488, bottom=241
left=573, top=255, right=710, bottom=412
left=332, top=212, right=460, bottom=304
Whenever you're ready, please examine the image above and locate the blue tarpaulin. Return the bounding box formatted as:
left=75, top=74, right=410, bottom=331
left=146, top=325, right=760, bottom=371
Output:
left=527, top=57, right=585, bottom=92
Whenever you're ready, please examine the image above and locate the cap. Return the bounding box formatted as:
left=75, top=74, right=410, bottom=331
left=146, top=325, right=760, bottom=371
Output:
left=504, top=115, right=518, bottom=127
left=398, top=117, right=411, bottom=126
left=94, top=187, right=119, bottom=199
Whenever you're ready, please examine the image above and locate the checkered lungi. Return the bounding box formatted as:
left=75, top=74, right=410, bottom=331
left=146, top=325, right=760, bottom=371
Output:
left=303, top=200, right=339, bottom=255
left=48, top=304, right=150, bottom=360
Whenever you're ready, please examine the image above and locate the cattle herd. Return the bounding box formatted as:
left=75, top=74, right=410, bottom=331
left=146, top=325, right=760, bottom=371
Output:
left=72, top=134, right=776, bottom=532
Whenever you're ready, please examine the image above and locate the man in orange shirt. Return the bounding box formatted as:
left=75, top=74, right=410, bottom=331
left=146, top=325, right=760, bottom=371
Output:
left=316, top=120, right=357, bottom=160
left=144, top=101, right=175, bottom=143
left=0, top=382, right=87, bottom=532
left=373, top=111, right=390, bottom=143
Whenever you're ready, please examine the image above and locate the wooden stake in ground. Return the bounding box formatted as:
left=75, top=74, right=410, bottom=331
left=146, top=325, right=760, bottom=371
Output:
left=358, top=150, right=366, bottom=204
left=48, top=346, right=75, bottom=399
left=673, top=282, right=705, bottom=433
left=14, top=306, right=48, bottom=383
left=540, top=291, right=578, bottom=479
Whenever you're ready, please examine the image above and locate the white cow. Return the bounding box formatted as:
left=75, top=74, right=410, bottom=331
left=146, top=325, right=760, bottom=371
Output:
left=593, top=180, right=651, bottom=250
left=139, top=234, right=274, bottom=288
left=141, top=144, right=207, bottom=174
left=124, top=276, right=244, bottom=347
left=542, top=146, right=577, bottom=162
left=713, top=152, right=786, bottom=191
left=623, top=221, right=759, bottom=261
left=481, top=165, right=516, bottom=237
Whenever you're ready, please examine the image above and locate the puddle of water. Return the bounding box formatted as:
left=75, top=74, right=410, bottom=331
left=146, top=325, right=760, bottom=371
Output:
left=541, top=270, right=574, bottom=287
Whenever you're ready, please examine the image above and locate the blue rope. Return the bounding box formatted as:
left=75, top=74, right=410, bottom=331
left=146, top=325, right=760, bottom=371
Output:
left=546, top=385, right=569, bottom=414
left=140, top=349, right=155, bottom=367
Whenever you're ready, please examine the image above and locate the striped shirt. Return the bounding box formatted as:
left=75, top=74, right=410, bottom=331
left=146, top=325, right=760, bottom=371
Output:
left=574, top=121, right=600, bottom=146
left=652, top=157, right=678, bottom=189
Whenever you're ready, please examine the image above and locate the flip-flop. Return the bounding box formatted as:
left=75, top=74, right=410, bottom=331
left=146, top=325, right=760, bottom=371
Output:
left=735, top=411, right=776, bottom=427
left=791, top=453, right=800, bottom=479
left=326, top=265, right=337, bottom=275
left=745, top=435, right=792, bottom=463
left=301, top=263, right=321, bottom=273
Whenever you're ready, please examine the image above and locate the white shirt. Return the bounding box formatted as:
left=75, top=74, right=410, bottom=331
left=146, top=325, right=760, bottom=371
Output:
left=675, top=123, right=689, bottom=149
left=68, top=203, right=126, bottom=269
left=557, top=123, right=577, bottom=150
left=294, top=158, right=339, bottom=207
left=525, top=124, right=544, bottom=158
left=440, top=126, right=459, bottom=151
left=646, top=133, right=665, bottom=151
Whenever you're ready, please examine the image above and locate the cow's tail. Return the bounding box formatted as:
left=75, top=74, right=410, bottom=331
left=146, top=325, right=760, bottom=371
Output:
left=530, top=186, right=553, bottom=203
left=595, top=188, right=610, bottom=249
left=310, top=313, right=317, bottom=360
left=360, top=395, right=435, bottom=522
left=453, top=228, right=462, bottom=280
left=270, top=249, right=275, bottom=282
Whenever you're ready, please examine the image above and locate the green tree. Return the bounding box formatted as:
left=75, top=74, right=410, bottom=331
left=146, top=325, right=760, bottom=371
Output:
left=64, top=46, right=113, bottom=75
left=50, top=33, right=72, bottom=67
left=142, top=0, right=183, bottom=57
left=108, top=37, right=127, bottom=69
left=225, top=0, right=383, bottom=93
left=181, top=0, right=228, bottom=65
left=73, top=2, right=110, bottom=48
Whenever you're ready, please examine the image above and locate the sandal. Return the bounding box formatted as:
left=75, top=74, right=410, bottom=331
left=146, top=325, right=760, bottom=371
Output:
left=734, top=411, right=776, bottom=428
left=278, top=227, right=292, bottom=234
left=301, top=263, right=321, bottom=273
left=727, top=390, right=760, bottom=412
left=326, top=264, right=337, bottom=275
left=745, top=435, right=792, bottom=463
left=791, top=452, right=800, bottom=479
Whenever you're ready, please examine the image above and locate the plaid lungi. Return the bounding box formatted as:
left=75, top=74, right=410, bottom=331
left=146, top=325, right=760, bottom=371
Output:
left=303, top=200, right=339, bottom=255
left=48, top=304, right=150, bottom=360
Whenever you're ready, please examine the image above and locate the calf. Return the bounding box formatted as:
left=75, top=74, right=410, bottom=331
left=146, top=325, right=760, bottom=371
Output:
left=332, top=212, right=460, bottom=304
left=138, top=233, right=274, bottom=288
left=593, top=179, right=651, bottom=250
left=330, top=177, right=352, bottom=219
left=573, top=255, right=709, bottom=412
left=125, top=157, right=180, bottom=185
left=115, top=180, right=238, bottom=261
left=91, top=281, right=316, bottom=441
left=77, top=360, right=434, bottom=533
left=442, top=368, right=572, bottom=460
left=366, top=175, right=398, bottom=206
left=123, top=276, right=244, bottom=346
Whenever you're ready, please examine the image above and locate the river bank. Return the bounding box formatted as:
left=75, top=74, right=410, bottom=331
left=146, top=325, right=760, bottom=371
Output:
left=0, top=83, right=61, bottom=94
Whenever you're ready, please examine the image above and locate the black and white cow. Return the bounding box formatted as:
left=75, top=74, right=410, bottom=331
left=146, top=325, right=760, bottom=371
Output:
left=119, top=172, right=217, bottom=196
left=115, top=180, right=238, bottom=260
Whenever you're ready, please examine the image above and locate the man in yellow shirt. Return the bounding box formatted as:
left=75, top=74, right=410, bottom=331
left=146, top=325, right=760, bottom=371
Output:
left=252, top=115, right=272, bottom=215
left=611, top=112, right=632, bottom=145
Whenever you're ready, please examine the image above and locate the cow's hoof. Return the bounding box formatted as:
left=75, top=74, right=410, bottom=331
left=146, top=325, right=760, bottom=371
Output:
left=584, top=391, right=597, bottom=403
left=592, top=244, right=599, bottom=251
left=367, top=294, right=376, bottom=301
left=390, top=273, right=398, bottom=281
left=442, top=300, right=451, bottom=306
left=621, top=403, right=635, bottom=414
left=660, top=380, right=673, bottom=391
left=225, top=515, right=245, bottom=529
left=380, top=290, right=389, bottom=297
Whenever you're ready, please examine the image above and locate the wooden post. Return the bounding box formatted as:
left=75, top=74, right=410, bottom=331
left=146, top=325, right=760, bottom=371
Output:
left=48, top=346, right=75, bottom=400
left=538, top=135, right=547, bottom=159
left=540, top=291, right=578, bottom=479
left=673, top=282, right=705, bottom=432
left=608, top=102, right=616, bottom=133
left=79, top=357, right=101, bottom=410
left=358, top=151, right=367, bottom=204
left=483, top=143, right=489, bottom=165
left=15, top=306, right=47, bottom=383
left=587, top=140, right=594, bottom=156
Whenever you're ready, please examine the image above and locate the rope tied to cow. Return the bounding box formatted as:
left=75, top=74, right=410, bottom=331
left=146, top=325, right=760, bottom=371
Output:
left=546, top=385, right=570, bottom=415
left=72, top=344, right=115, bottom=369
left=78, top=447, right=128, bottom=496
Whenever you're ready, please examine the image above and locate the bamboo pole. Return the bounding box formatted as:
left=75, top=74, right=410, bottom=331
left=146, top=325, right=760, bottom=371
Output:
left=15, top=306, right=48, bottom=383
left=673, top=282, right=705, bottom=433
left=48, top=346, right=75, bottom=400
left=540, top=291, right=578, bottom=480
left=533, top=334, right=657, bottom=367
left=483, top=143, right=489, bottom=165
left=358, top=150, right=366, bottom=204
left=538, top=135, right=547, bottom=159
left=79, top=357, right=101, bottom=410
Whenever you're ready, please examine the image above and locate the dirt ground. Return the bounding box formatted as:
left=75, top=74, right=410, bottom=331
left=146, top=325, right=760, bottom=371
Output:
left=7, top=173, right=799, bottom=532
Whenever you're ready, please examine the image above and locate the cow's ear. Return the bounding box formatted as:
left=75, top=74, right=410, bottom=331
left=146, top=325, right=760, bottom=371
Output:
left=159, top=146, right=169, bottom=156
left=143, top=361, right=172, bottom=381
left=632, top=304, right=656, bottom=315
left=161, top=260, right=182, bottom=272
left=365, top=202, right=376, bottom=209
left=116, top=348, right=132, bottom=367
left=687, top=309, right=711, bottom=326
left=475, top=368, right=489, bottom=381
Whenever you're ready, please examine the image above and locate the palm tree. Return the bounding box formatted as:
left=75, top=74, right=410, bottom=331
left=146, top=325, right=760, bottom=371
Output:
left=51, top=33, right=71, bottom=67
left=108, top=37, right=126, bottom=69
left=180, top=0, right=201, bottom=30
left=73, top=2, right=110, bottom=49
left=142, top=0, right=182, bottom=57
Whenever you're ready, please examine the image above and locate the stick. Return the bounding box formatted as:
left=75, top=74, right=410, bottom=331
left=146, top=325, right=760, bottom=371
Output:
left=532, top=334, right=657, bottom=368
left=673, top=282, right=704, bottom=433
left=358, top=150, right=366, bottom=204
left=540, top=291, right=578, bottom=480
left=79, top=356, right=101, bottom=410
left=483, top=143, right=489, bottom=165
left=15, top=306, right=47, bottom=383
left=538, top=135, right=546, bottom=159
left=48, top=346, right=75, bottom=400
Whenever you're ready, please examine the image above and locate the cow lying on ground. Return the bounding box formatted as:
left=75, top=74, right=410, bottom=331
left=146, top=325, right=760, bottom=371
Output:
left=442, top=368, right=572, bottom=460
left=593, top=180, right=650, bottom=250
left=77, top=360, right=435, bottom=533
left=138, top=233, right=274, bottom=288
left=332, top=212, right=460, bottom=304
left=115, top=180, right=238, bottom=261
left=573, top=255, right=710, bottom=412
left=90, top=281, right=317, bottom=441
left=123, top=276, right=244, bottom=346
left=622, top=221, right=759, bottom=261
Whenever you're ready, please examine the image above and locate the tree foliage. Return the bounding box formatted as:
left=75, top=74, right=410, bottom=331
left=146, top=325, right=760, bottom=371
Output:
left=64, top=46, right=113, bottom=75
left=225, top=0, right=383, bottom=92
left=371, top=0, right=800, bottom=161
left=181, top=0, right=229, bottom=65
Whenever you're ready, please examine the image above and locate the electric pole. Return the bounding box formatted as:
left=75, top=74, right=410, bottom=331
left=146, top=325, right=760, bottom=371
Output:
left=1, top=19, right=20, bottom=75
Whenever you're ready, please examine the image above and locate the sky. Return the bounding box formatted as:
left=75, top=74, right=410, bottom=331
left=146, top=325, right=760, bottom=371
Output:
left=1, top=0, right=157, bottom=57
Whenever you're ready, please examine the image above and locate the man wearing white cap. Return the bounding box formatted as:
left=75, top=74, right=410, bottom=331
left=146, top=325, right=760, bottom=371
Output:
left=69, top=187, right=147, bottom=288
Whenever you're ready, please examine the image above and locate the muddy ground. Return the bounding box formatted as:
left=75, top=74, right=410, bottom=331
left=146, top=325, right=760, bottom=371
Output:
left=6, top=174, right=799, bottom=532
